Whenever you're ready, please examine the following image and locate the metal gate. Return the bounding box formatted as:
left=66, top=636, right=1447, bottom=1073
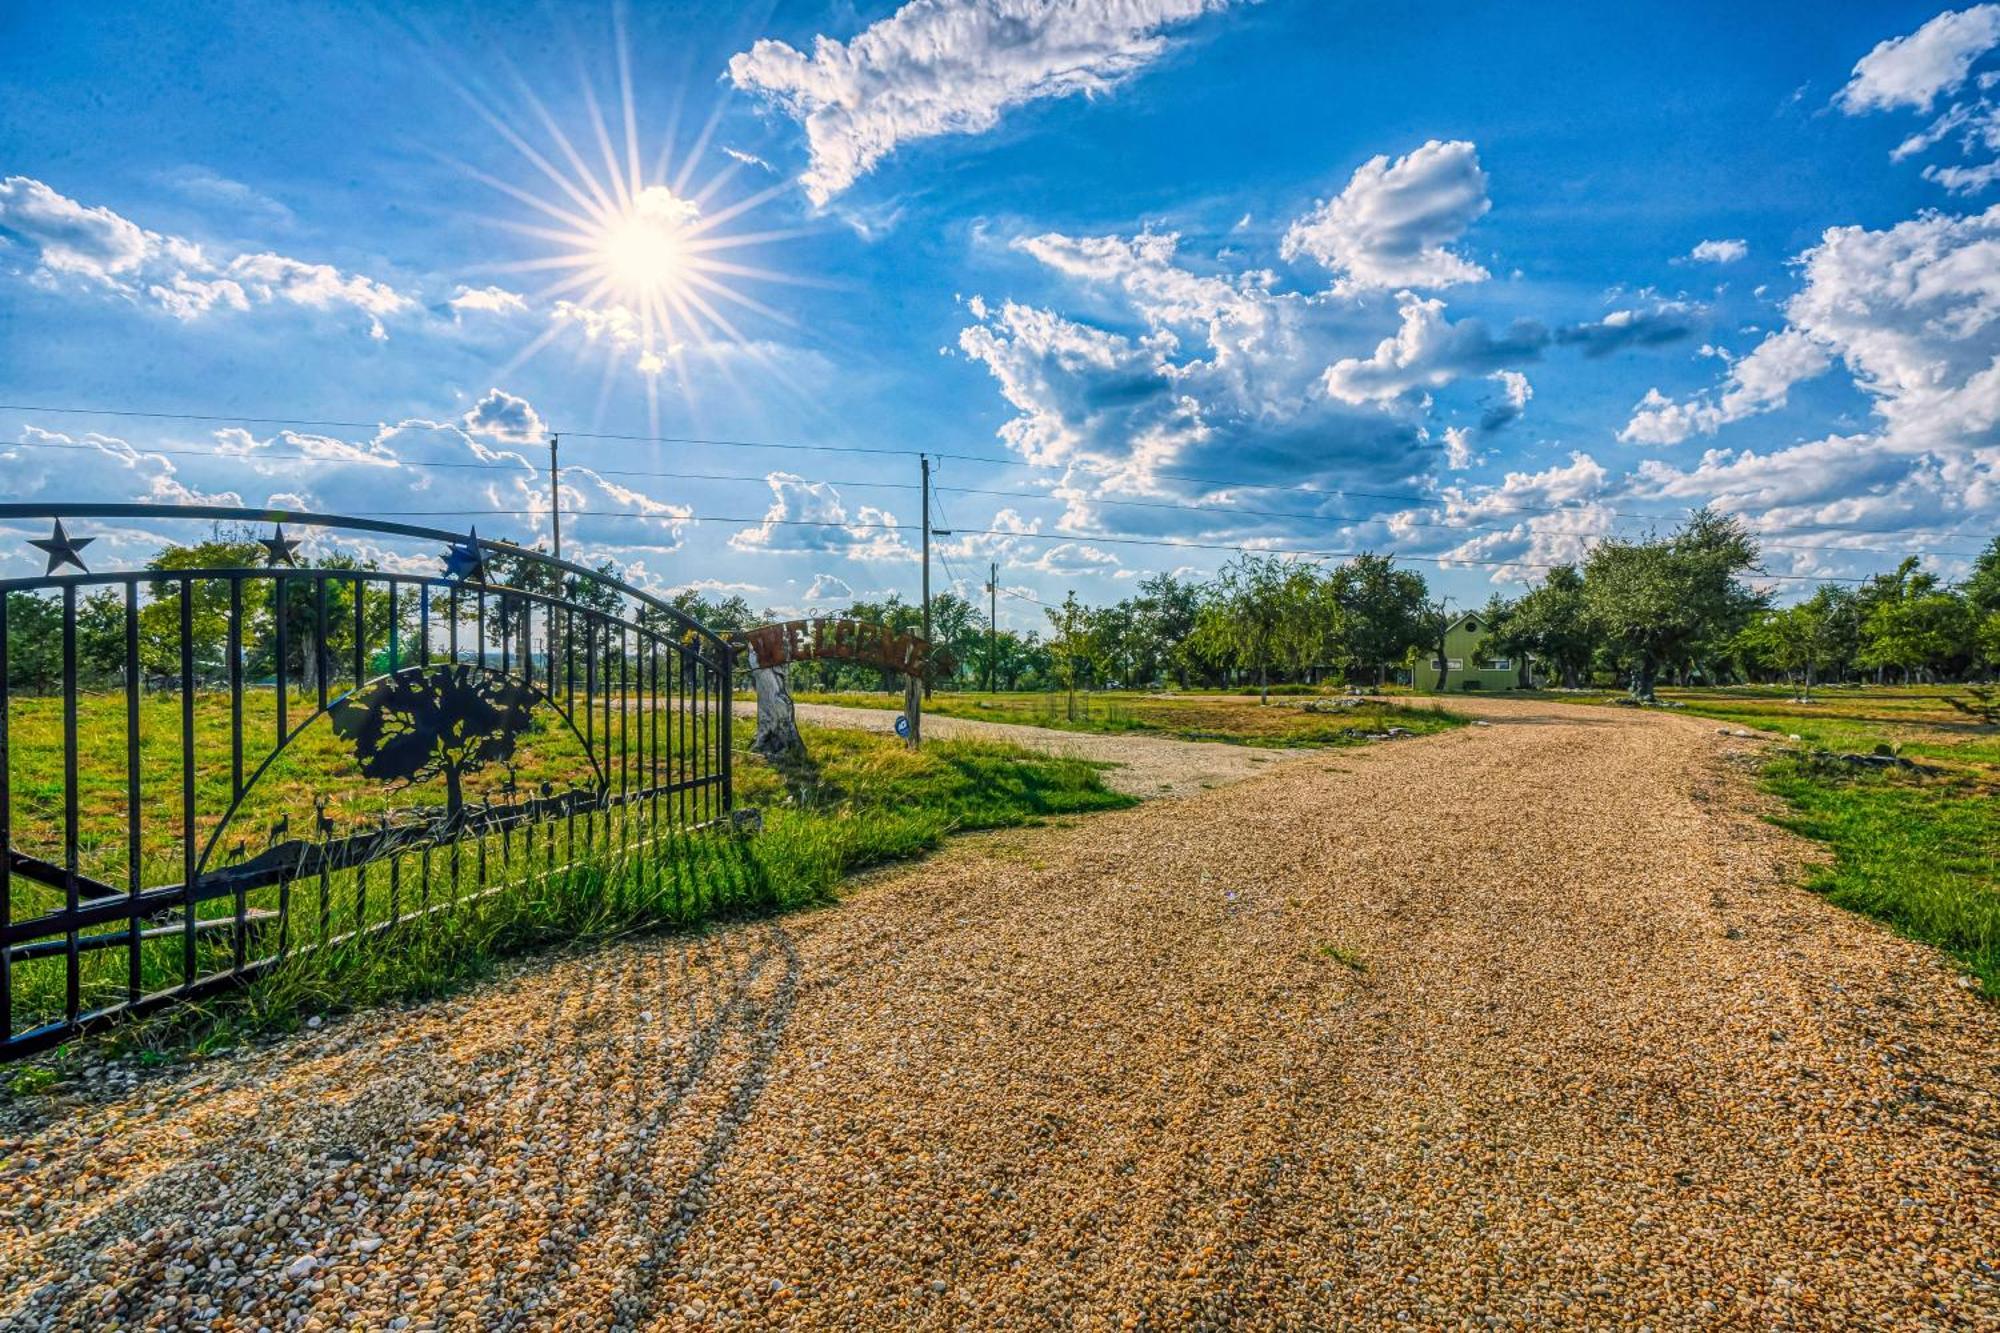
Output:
left=0, top=503, right=734, bottom=1058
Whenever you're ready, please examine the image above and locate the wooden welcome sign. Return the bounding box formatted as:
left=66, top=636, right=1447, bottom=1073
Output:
left=733, top=618, right=936, bottom=758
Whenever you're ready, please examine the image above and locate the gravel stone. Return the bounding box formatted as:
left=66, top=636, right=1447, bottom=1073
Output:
left=2, top=695, right=1995, bottom=1328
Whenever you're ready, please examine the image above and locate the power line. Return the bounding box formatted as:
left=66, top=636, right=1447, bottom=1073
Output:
left=3, top=435, right=914, bottom=491
left=197, top=504, right=1880, bottom=583
left=0, top=402, right=954, bottom=463
left=933, top=483, right=1989, bottom=561
left=6, top=399, right=1993, bottom=556
left=9, top=432, right=1986, bottom=566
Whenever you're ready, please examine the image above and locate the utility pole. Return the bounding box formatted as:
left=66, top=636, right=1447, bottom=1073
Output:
left=987, top=561, right=997, bottom=692
left=919, top=454, right=931, bottom=650
left=548, top=432, right=562, bottom=559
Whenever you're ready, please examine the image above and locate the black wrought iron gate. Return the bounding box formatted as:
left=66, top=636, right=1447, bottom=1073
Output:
left=0, top=503, right=734, bottom=1058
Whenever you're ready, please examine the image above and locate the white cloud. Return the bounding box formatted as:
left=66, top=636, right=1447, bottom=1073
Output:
left=449, top=284, right=527, bottom=316
left=727, top=0, right=1233, bottom=205
left=1620, top=203, right=2000, bottom=565
left=1785, top=204, right=2000, bottom=443
left=1689, top=238, right=1749, bottom=263
left=461, top=388, right=546, bottom=444
left=1421, top=452, right=1618, bottom=581
left=1026, top=540, right=1121, bottom=574
left=1619, top=328, right=1832, bottom=444
left=159, top=167, right=295, bottom=230
left=1552, top=303, right=1703, bottom=357
left=1483, top=368, right=1532, bottom=430
left=1322, top=292, right=1544, bottom=404
left=1842, top=8, right=2000, bottom=192
left=1838, top=5, right=2000, bottom=113
left=730, top=472, right=917, bottom=561
left=0, top=176, right=152, bottom=280
left=1442, top=426, right=1477, bottom=471
left=803, top=573, right=854, bottom=602
left=1280, top=140, right=1491, bottom=294
left=0, top=175, right=412, bottom=334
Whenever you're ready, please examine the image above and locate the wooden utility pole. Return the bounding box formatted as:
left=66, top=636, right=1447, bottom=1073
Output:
left=920, top=454, right=931, bottom=649
left=548, top=432, right=562, bottom=559
left=987, top=561, right=997, bottom=692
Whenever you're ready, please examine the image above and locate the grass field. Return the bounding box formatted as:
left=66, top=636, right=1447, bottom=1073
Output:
left=3, top=690, right=1131, bottom=1062
left=1583, top=685, right=2000, bottom=993
left=788, top=688, right=1464, bottom=747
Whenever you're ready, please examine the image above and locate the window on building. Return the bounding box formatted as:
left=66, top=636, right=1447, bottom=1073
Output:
left=1487, top=657, right=1511, bottom=671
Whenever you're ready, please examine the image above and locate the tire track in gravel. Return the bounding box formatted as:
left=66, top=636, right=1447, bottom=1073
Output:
left=4, top=696, right=1997, bottom=1329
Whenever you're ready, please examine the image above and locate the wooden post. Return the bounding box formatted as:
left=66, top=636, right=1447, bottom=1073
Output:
left=903, top=670, right=921, bottom=750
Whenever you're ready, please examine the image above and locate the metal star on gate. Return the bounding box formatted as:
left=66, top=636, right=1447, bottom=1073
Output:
left=29, top=519, right=93, bottom=575
left=441, top=528, right=490, bottom=583
left=258, top=523, right=302, bottom=567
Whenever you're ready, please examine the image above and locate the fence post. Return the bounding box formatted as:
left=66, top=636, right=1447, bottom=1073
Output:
left=719, top=638, right=734, bottom=812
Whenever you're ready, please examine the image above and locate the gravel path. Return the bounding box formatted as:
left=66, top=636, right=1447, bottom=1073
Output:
left=754, top=698, right=1299, bottom=799
left=4, top=696, right=1997, bottom=1328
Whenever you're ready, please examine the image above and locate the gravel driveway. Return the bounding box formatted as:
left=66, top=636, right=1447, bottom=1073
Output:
left=771, top=697, right=1303, bottom=798
left=4, top=697, right=1996, bottom=1328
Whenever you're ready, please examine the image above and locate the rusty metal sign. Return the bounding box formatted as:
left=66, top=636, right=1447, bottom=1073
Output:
left=735, top=617, right=933, bottom=677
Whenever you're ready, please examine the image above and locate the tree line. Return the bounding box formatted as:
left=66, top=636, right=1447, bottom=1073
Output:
left=8, top=513, right=1998, bottom=700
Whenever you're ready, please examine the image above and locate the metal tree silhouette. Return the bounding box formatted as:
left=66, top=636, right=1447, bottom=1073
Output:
left=329, top=664, right=537, bottom=818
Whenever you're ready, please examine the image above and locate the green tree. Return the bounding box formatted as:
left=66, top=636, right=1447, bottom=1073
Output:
left=1860, top=588, right=1971, bottom=683
left=75, top=588, right=130, bottom=683
left=1503, top=565, right=1594, bottom=688
left=1331, top=553, right=1429, bottom=687
left=3, top=592, right=63, bottom=694
left=1190, top=554, right=1298, bottom=703
left=143, top=538, right=269, bottom=679
left=1742, top=601, right=1832, bottom=701
left=1044, top=590, right=1098, bottom=720
left=1414, top=597, right=1458, bottom=692
left=1963, top=536, right=2000, bottom=620
left=1581, top=508, right=1762, bottom=701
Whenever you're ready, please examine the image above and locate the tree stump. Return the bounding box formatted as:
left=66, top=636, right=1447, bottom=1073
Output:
left=749, top=663, right=806, bottom=762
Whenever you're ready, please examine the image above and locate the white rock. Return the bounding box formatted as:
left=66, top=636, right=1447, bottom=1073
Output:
left=283, top=1255, right=317, bottom=1280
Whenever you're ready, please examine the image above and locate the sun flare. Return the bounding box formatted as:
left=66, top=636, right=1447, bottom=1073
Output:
left=456, top=34, right=807, bottom=431
left=597, top=185, right=698, bottom=299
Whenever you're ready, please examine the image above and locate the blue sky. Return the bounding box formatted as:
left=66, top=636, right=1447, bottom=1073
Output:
left=3, top=0, right=1998, bottom=625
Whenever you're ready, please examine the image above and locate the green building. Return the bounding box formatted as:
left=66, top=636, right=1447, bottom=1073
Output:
left=1410, top=612, right=1521, bottom=692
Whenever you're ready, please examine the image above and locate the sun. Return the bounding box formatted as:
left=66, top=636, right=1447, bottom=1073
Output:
left=449, top=30, right=809, bottom=431
left=596, top=186, right=699, bottom=300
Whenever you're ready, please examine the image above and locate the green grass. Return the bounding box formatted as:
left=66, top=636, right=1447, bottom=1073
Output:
left=788, top=688, right=1465, bottom=748
left=1761, top=754, right=1999, bottom=993
left=1568, top=685, right=1999, bottom=994
left=4, top=710, right=1132, bottom=1069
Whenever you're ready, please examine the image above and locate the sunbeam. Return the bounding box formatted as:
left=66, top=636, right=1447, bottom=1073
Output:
left=447, top=13, right=814, bottom=404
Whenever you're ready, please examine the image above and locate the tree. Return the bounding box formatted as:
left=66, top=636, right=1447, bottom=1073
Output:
left=1132, top=572, right=1201, bottom=687
left=330, top=663, right=539, bottom=820
left=1503, top=565, right=1593, bottom=688
left=1190, top=554, right=1296, bottom=703
left=979, top=628, right=1043, bottom=691
left=1415, top=598, right=1457, bottom=692
left=1044, top=591, right=1098, bottom=720
left=3, top=592, right=63, bottom=694
left=1331, top=553, right=1429, bottom=687
left=924, top=591, right=982, bottom=689
left=143, top=538, right=268, bottom=679
left=75, top=589, right=130, bottom=684
left=1860, top=589, right=1971, bottom=683
left=1582, top=508, right=1762, bottom=701
left=1964, top=536, right=2000, bottom=620
left=1743, top=601, right=1831, bottom=701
